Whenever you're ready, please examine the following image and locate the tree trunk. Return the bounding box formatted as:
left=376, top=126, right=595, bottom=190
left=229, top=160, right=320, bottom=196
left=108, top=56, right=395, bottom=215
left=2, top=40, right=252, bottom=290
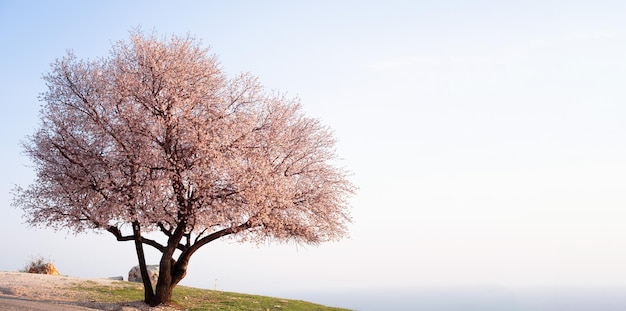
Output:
left=151, top=282, right=174, bottom=307
left=149, top=257, right=188, bottom=306
left=132, top=221, right=154, bottom=303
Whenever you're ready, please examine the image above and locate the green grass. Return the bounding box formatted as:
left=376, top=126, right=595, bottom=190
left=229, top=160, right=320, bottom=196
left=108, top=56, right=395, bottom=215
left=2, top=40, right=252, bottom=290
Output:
left=71, top=281, right=351, bottom=311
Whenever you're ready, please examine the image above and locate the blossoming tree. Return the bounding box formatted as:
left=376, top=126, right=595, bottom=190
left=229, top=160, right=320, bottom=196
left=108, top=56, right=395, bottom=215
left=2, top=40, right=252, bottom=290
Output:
left=12, top=31, right=354, bottom=306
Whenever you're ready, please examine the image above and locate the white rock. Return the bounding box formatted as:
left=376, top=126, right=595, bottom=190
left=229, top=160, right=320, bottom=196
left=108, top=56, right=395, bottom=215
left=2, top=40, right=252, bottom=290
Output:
left=128, top=265, right=159, bottom=284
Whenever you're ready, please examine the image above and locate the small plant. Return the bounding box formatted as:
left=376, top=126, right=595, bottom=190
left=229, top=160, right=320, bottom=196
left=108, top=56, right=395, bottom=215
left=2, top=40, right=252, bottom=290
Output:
left=22, top=255, right=46, bottom=272
left=21, top=255, right=57, bottom=274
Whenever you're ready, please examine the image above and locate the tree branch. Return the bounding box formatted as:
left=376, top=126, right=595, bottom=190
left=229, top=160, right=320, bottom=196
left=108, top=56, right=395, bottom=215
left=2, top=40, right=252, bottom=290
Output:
left=107, top=226, right=167, bottom=252
left=182, top=220, right=253, bottom=260
left=158, top=222, right=173, bottom=238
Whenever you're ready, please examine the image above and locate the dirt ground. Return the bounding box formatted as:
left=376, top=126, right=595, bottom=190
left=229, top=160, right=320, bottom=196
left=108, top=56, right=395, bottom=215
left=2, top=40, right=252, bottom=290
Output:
left=0, top=271, right=176, bottom=311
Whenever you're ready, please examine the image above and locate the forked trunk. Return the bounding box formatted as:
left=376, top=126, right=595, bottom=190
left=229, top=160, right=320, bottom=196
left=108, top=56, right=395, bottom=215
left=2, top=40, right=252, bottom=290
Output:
left=149, top=256, right=188, bottom=306
left=151, top=282, right=174, bottom=306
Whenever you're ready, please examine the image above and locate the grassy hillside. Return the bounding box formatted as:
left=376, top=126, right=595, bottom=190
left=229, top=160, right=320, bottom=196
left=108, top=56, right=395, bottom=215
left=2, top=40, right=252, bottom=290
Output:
left=72, top=280, right=352, bottom=311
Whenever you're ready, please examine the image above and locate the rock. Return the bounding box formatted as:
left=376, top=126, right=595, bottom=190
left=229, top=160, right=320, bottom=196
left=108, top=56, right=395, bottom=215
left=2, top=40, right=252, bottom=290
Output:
left=128, top=265, right=159, bottom=284
left=108, top=276, right=124, bottom=281
left=27, top=263, right=60, bottom=275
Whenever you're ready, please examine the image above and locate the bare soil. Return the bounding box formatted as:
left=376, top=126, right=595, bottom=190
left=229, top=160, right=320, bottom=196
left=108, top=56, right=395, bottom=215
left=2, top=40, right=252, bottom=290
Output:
left=0, top=271, right=177, bottom=311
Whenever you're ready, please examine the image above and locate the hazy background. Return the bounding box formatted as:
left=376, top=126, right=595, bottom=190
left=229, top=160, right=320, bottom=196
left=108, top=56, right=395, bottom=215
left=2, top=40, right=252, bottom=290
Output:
left=2, top=1, right=626, bottom=310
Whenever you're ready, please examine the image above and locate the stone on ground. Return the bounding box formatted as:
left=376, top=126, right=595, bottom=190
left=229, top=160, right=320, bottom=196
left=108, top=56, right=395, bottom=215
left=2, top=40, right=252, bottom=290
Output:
left=128, top=265, right=159, bottom=284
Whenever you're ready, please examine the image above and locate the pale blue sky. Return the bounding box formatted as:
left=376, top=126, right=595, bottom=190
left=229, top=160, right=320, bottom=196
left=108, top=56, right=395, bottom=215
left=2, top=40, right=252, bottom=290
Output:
left=2, top=1, right=626, bottom=309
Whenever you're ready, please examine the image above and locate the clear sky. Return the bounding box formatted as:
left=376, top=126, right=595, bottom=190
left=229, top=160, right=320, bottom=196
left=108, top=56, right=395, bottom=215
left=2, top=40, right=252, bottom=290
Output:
left=2, top=0, right=626, bottom=308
